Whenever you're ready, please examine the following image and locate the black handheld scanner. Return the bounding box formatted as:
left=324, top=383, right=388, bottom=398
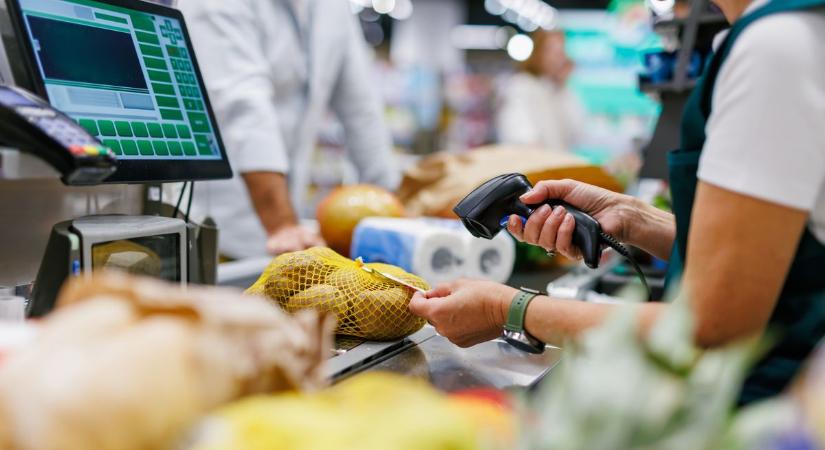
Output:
left=453, top=173, right=604, bottom=269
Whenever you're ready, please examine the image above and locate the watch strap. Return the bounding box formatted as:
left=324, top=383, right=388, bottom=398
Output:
left=504, top=290, right=538, bottom=332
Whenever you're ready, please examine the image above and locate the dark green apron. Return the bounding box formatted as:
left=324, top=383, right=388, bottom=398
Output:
left=668, top=0, right=825, bottom=405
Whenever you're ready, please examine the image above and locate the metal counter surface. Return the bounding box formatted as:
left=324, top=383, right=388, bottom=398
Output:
left=328, top=326, right=562, bottom=393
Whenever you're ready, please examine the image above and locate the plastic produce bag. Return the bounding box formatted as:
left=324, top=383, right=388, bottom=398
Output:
left=247, top=247, right=429, bottom=340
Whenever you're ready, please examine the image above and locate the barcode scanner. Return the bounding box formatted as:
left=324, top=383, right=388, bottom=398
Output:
left=454, top=173, right=650, bottom=298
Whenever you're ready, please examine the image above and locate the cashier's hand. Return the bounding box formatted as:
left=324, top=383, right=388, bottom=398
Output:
left=266, top=225, right=326, bottom=255
left=409, top=279, right=518, bottom=348
left=507, top=179, right=636, bottom=260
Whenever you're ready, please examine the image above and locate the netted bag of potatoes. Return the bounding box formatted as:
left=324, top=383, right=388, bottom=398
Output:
left=247, top=247, right=429, bottom=340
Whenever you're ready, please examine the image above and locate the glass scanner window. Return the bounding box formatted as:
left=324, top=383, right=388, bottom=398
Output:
left=92, top=234, right=180, bottom=282
left=18, top=0, right=221, bottom=161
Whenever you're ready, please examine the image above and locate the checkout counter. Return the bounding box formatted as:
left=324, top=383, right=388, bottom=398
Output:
left=0, top=0, right=563, bottom=393
left=219, top=257, right=565, bottom=391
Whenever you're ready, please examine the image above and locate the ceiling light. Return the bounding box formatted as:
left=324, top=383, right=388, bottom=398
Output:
left=507, top=34, right=534, bottom=61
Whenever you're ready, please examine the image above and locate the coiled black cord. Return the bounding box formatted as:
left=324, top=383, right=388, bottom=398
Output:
left=599, top=231, right=651, bottom=301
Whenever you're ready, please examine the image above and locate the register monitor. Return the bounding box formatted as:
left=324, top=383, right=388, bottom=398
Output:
left=0, top=0, right=231, bottom=182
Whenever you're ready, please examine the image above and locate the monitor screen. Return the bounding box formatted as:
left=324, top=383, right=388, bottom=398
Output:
left=9, top=0, right=232, bottom=182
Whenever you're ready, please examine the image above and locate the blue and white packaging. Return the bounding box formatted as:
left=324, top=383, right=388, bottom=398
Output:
left=351, top=217, right=516, bottom=285
left=351, top=217, right=465, bottom=285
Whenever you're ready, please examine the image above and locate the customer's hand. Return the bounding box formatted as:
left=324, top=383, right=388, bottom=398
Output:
left=409, top=279, right=518, bottom=348
left=507, top=179, right=640, bottom=260
left=266, top=225, right=326, bottom=255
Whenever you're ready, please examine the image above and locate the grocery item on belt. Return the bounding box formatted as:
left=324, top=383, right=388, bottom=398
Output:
left=419, top=218, right=516, bottom=283
left=352, top=217, right=516, bottom=284
left=246, top=247, right=429, bottom=340
left=351, top=217, right=466, bottom=285
left=0, top=271, right=334, bottom=450
left=184, top=372, right=504, bottom=450
left=316, top=184, right=406, bottom=255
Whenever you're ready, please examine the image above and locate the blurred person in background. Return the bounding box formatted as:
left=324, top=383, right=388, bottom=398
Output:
left=179, top=0, right=400, bottom=259
left=496, top=30, right=586, bottom=151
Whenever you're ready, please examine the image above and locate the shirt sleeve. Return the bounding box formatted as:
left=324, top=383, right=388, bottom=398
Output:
left=181, top=0, right=289, bottom=174
left=698, top=14, right=825, bottom=212
left=329, top=10, right=400, bottom=190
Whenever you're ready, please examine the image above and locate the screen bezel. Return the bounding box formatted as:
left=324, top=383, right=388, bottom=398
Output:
left=6, top=0, right=233, bottom=183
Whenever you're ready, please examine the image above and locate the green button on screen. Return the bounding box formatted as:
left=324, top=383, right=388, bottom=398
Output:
left=115, top=121, right=133, bottom=137
left=181, top=141, right=196, bottom=155
left=132, top=122, right=149, bottom=138
left=195, top=134, right=211, bottom=155
left=176, top=124, right=192, bottom=139
left=137, top=140, right=154, bottom=155
left=147, top=123, right=164, bottom=138
left=152, top=141, right=170, bottom=155
left=102, top=139, right=122, bottom=155
left=98, top=120, right=117, bottom=136
left=121, top=140, right=139, bottom=155
left=168, top=141, right=183, bottom=156
left=79, top=119, right=99, bottom=136
left=162, top=123, right=178, bottom=138
left=187, top=113, right=210, bottom=133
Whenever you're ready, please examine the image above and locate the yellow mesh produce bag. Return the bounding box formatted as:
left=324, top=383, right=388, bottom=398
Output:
left=246, top=247, right=429, bottom=340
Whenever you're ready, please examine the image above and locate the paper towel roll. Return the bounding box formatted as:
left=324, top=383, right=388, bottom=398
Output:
left=462, top=233, right=516, bottom=283
left=351, top=218, right=466, bottom=285
left=420, top=218, right=516, bottom=283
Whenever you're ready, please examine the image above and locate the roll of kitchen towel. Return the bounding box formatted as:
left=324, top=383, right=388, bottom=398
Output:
left=419, top=218, right=515, bottom=284
left=351, top=218, right=466, bottom=285
left=462, top=232, right=515, bottom=283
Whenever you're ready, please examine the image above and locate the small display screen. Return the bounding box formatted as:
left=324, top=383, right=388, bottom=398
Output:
left=17, top=0, right=222, bottom=161
left=92, top=234, right=180, bottom=281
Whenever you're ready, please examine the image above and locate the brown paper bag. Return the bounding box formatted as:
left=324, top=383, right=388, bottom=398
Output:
left=398, top=145, right=622, bottom=217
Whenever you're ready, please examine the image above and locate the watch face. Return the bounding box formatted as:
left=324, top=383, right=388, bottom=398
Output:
left=503, top=330, right=546, bottom=354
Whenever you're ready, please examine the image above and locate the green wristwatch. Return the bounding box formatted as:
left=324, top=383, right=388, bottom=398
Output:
left=502, top=287, right=546, bottom=354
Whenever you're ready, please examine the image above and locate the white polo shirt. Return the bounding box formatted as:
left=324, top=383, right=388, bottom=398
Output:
left=698, top=4, right=825, bottom=244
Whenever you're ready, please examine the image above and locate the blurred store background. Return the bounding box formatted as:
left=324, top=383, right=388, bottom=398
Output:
left=306, top=0, right=667, bottom=216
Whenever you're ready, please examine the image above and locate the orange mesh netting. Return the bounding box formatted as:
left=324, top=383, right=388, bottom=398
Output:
left=246, top=247, right=429, bottom=341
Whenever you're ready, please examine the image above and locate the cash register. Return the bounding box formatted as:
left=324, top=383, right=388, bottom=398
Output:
left=0, top=0, right=232, bottom=316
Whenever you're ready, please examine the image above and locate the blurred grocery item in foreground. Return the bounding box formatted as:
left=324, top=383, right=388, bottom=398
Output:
left=247, top=247, right=428, bottom=340
left=398, top=146, right=622, bottom=217
left=0, top=272, right=333, bottom=450
left=316, top=184, right=407, bottom=255
left=185, top=372, right=515, bottom=450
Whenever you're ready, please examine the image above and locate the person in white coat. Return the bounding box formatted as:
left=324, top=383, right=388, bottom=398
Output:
left=496, top=30, right=585, bottom=152
left=178, top=0, right=400, bottom=259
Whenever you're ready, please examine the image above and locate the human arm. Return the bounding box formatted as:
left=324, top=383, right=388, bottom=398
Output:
left=411, top=182, right=807, bottom=348
left=412, top=179, right=807, bottom=347
left=181, top=0, right=322, bottom=253
left=243, top=173, right=325, bottom=254
left=329, top=10, right=399, bottom=190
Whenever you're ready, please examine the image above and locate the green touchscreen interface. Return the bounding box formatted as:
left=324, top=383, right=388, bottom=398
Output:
left=18, top=0, right=220, bottom=159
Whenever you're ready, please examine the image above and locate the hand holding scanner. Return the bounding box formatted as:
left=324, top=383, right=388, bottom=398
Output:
left=454, top=173, right=649, bottom=296
left=0, top=85, right=116, bottom=185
